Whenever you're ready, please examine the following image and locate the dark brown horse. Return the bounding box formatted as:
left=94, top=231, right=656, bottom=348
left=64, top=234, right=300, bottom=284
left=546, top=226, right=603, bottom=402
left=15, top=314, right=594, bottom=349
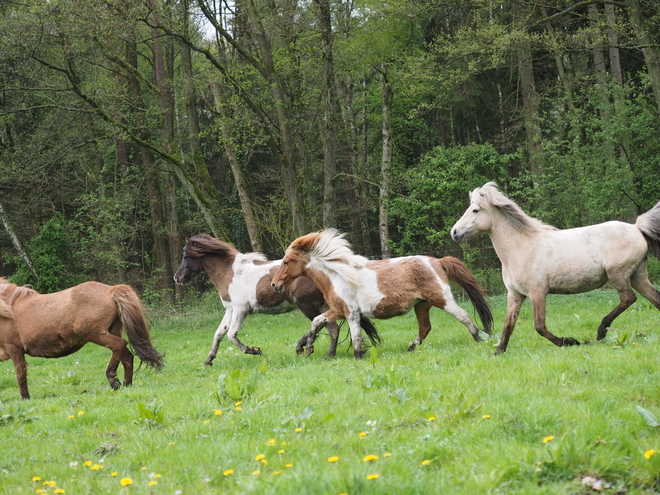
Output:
left=174, top=234, right=380, bottom=363
left=0, top=278, right=163, bottom=399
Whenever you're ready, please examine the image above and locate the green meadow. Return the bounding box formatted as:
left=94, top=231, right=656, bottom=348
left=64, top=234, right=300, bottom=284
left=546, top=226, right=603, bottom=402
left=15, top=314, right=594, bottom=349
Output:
left=2, top=290, right=660, bottom=494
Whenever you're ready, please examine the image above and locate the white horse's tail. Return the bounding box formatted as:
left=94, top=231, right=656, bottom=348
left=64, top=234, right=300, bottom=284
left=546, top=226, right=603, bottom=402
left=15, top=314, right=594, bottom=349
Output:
left=636, top=200, right=660, bottom=258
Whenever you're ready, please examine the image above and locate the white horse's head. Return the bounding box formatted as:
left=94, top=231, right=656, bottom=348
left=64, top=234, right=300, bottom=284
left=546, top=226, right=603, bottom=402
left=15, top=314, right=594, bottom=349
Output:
left=451, top=182, right=498, bottom=242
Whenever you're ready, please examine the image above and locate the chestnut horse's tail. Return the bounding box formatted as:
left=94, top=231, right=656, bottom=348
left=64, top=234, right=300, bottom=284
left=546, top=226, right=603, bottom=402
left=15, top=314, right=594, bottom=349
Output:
left=111, top=285, right=164, bottom=370
left=637, top=200, right=660, bottom=258
left=438, top=256, right=493, bottom=335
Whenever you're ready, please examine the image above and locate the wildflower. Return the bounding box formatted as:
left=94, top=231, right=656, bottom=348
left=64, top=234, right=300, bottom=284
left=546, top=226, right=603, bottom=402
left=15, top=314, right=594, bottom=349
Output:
left=267, top=439, right=276, bottom=446
left=363, top=455, right=379, bottom=462
left=645, top=449, right=657, bottom=459
left=272, top=471, right=281, bottom=475
left=328, top=456, right=340, bottom=463
left=213, top=409, right=223, bottom=415
left=119, top=478, right=133, bottom=486
left=169, top=442, right=175, bottom=446
left=91, top=464, right=103, bottom=470
left=44, top=481, right=56, bottom=487
left=68, top=415, right=74, bottom=419
left=428, top=417, right=436, bottom=422
left=54, top=490, right=65, bottom=494
left=295, top=428, right=302, bottom=432
left=542, top=436, right=554, bottom=444
left=278, top=449, right=285, bottom=454
left=203, top=420, right=211, bottom=424
left=148, top=481, right=158, bottom=486
left=482, top=414, right=491, bottom=419
left=367, top=474, right=380, bottom=480
left=252, top=470, right=260, bottom=475
left=281, top=442, right=288, bottom=446
left=140, top=467, right=147, bottom=471
left=384, top=453, right=392, bottom=457
left=359, top=432, right=368, bottom=438
left=235, top=406, right=243, bottom=411
left=150, top=473, right=162, bottom=479
left=110, top=472, right=118, bottom=477
left=255, top=454, right=265, bottom=461
left=223, top=469, right=234, bottom=476
left=77, top=411, right=84, bottom=416
left=260, top=459, right=268, bottom=465
left=285, top=463, right=293, bottom=468
left=83, top=461, right=92, bottom=467
left=422, top=459, right=431, bottom=466
left=32, top=477, right=42, bottom=482
left=235, top=401, right=242, bottom=407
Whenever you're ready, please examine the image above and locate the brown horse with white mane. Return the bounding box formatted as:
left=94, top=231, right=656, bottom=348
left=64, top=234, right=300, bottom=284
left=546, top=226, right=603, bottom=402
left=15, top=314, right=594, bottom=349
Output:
left=451, top=182, right=660, bottom=353
left=0, top=278, right=163, bottom=399
left=271, top=229, right=493, bottom=358
left=174, top=234, right=380, bottom=363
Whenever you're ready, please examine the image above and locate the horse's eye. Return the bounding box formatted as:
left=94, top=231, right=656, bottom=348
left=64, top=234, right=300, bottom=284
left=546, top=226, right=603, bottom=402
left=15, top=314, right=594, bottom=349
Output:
left=472, top=208, right=479, bottom=213
left=283, top=261, right=289, bottom=265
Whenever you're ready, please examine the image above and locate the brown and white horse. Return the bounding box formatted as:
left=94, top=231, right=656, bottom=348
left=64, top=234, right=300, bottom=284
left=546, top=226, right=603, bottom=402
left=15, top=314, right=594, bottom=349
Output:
left=0, top=278, right=163, bottom=399
left=451, top=182, right=660, bottom=353
left=271, top=229, right=493, bottom=358
left=174, top=234, right=380, bottom=363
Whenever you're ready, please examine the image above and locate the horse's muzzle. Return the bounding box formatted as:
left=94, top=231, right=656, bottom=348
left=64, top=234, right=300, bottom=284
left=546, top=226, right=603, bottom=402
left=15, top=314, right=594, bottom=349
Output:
left=271, top=281, right=284, bottom=293
left=450, top=228, right=464, bottom=242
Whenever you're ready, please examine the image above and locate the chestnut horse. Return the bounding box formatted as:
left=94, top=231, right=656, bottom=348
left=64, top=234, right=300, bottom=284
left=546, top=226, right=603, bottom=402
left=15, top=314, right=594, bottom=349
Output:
left=271, top=229, right=493, bottom=359
left=451, top=182, right=660, bottom=354
left=0, top=278, right=163, bottom=399
left=174, top=234, right=380, bottom=363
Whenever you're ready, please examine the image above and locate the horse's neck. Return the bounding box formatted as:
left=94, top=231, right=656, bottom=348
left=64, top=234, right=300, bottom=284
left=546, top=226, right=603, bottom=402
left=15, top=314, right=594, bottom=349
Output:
left=488, top=213, right=537, bottom=268
left=204, top=255, right=236, bottom=293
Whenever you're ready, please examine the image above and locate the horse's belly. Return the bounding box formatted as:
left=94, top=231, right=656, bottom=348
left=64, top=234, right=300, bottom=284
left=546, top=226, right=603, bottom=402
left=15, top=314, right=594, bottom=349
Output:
left=21, top=332, right=87, bottom=358
left=252, top=300, right=297, bottom=315
left=548, top=270, right=608, bottom=294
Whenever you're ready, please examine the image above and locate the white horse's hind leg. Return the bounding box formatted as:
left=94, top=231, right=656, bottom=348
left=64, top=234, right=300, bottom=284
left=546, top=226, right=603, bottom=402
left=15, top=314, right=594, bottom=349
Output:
left=631, top=262, right=660, bottom=310
left=348, top=314, right=365, bottom=359
left=529, top=291, right=580, bottom=348
left=205, top=310, right=232, bottom=366
left=596, top=280, right=637, bottom=340
left=441, top=298, right=482, bottom=342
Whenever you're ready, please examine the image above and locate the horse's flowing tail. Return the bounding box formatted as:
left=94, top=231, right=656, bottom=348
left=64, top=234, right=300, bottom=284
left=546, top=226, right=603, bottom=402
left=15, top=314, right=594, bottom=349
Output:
left=439, top=256, right=493, bottom=334
left=111, top=285, right=164, bottom=370
left=636, top=200, right=660, bottom=258
left=359, top=315, right=382, bottom=346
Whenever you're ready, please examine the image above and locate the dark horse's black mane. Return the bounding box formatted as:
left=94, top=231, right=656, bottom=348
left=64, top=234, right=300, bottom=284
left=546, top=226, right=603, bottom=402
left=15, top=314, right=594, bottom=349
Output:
left=184, top=234, right=239, bottom=259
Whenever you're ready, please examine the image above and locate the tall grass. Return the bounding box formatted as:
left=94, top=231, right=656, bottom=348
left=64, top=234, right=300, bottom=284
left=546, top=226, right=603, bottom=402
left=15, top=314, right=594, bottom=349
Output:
left=2, top=290, right=660, bottom=494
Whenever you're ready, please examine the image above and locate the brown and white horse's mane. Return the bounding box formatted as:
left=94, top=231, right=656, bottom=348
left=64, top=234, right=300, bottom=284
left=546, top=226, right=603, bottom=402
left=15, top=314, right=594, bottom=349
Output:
left=185, top=234, right=267, bottom=262
left=0, top=278, right=36, bottom=319
left=288, top=229, right=367, bottom=288
left=472, top=182, right=557, bottom=235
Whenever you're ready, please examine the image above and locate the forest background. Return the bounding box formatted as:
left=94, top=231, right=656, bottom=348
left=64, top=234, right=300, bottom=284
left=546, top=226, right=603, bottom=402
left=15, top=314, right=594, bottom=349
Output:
left=1, top=0, right=660, bottom=302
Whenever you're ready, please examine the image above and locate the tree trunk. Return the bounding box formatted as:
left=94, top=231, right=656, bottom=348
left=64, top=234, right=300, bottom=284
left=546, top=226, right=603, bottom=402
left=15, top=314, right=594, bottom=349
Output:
left=516, top=41, right=544, bottom=178
left=627, top=0, right=660, bottom=112
left=0, top=197, right=38, bottom=281
left=210, top=81, right=263, bottom=253
left=605, top=3, right=623, bottom=85
left=379, top=63, right=392, bottom=259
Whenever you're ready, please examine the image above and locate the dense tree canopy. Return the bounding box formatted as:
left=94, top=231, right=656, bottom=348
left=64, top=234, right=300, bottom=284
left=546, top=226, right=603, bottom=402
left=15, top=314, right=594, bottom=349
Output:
left=1, top=0, right=660, bottom=298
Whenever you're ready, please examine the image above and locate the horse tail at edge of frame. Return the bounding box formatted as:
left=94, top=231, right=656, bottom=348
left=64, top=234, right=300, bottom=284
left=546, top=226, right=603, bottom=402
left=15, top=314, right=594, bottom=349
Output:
left=359, top=315, right=382, bottom=346
left=111, top=285, right=164, bottom=370
left=438, top=256, right=494, bottom=335
left=636, top=200, right=660, bottom=259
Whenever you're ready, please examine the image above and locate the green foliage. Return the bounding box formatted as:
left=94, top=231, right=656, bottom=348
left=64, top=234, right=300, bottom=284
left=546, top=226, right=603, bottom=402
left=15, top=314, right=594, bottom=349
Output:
left=389, top=143, right=514, bottom=255
left=0, top=401, right=38, bottom=425
left=136, top=401, right=164, bottom=428
left=7, top=213, right=85, bottom=293
left=217, top=365, right=264, bottom=402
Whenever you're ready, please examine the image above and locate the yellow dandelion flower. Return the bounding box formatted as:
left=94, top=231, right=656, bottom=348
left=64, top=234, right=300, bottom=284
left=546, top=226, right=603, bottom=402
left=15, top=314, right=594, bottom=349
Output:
left=77, top=411, right=84, bottom=416
left=645, top=449, right=657, bottom=459
left=260, top=459, right=268, bottom=465
left=213, top=409, right=223, bottom=415
left=43, top=481, right=56, bottom=487
left=119, top=477, right=133, bottom=486
left=235, top=401, right=242, bottom=406
left=32, top=477, right=42, bottom=482
left=140, top=467, right=147, bottom=471
left=83, top=461, right=92, bottom=467
left=272, top=471, right=281, bottom=475
left=255, top=454, right=265, bottom=461
left=278, top=449, right=285, bottom=454
left=54, top=490, right=65, bottom=494
left=36, top=490, right=44, bottom=494
left=148, top=481, right=158, bottom=486
left=91, top=464, right=102, bottom=470
left=152, top=474, right=162, bottom=478
left=328, top=456, right=340, bottom=463
left=421, top=459, right=431, bottom=466
left=384, top=453, right=392, bottom=457
left=235, top=406, right=243, bottom=411
left=542, top=436, right=554, bottom=444
left=68, top=415, right=74, bottom=419
left=285, top=463, right=293, bottom=468
left=428, top=417, right=436, bottom=422
left=363, top=455, right=379, bottom=462
left=203, top=419, right=211, bottom=424
left=169, top=442, right=175, bottom=446
left=295, top=427, right=302, bottom=432
left=110, top=472, right=118, bottom=477
left=366, top=473, right=380, bottom=480
left=267, top=439, right=276, bottom=446
left=252, top=470, right=261, bottom=475
left=482, top=414, right=491, bottom=419
left=359, top=432, right=368, bottom=438
left=281, top=442, right=288, bottom=446
left=223, top=469, right=234, bottom=476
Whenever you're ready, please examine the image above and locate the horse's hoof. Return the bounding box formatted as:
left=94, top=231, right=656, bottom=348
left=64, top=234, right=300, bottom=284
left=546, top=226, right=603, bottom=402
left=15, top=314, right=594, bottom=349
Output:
left=296, top=347, right=305, bottom=356
left=204, top=359, right=214, bottom=366
left=109, top=379, right=121, bottom=390
left=407, top=342, right=418, bottom=352
left=305, top=346, right=315, bottom=356
left=246, top=346, right=262, bottom=355
left=562, top=337, right=580, bottom=346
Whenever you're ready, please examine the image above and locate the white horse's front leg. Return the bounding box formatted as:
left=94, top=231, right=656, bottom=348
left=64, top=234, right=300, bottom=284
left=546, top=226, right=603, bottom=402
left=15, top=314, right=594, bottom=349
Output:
left=303, top=314, right=329, bottom=356
left=227, top=310, right=262, bottom=355
left=205, top=310, right=232, bottom=366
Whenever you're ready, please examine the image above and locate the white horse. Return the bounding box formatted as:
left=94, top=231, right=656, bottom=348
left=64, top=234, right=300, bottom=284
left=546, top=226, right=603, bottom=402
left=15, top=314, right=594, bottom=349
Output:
left=451, top=182, right=660, bottom=353
left=271, top=229, right=493, bottom=358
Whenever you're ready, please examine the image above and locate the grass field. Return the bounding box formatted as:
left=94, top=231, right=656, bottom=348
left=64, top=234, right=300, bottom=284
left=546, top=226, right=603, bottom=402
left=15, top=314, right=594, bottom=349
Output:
left=2, top=289, right=660, bottom=494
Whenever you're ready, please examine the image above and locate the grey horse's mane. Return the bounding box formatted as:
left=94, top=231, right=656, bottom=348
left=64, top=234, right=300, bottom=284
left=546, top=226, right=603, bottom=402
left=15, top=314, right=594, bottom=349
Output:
left=306, top=229, right=367, bottom=288
left=472, top=182, right=557, bottom=235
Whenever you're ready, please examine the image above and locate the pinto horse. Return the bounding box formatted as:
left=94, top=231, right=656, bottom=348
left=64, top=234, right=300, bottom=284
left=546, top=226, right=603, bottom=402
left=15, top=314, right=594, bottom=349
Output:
left=271, top=229, right=493, bottom=359
left=0, top=278, right=163, bottom=399
left=173, top=234, right=380, bottom=363
left=451, top=182, right=660, bottom=354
